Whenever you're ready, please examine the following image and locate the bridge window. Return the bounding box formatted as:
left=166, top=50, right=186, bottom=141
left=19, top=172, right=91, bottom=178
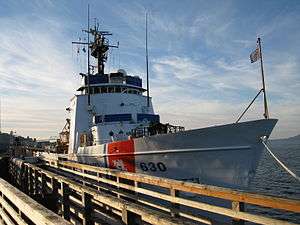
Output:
left=137, top=114, right=160, bottom=123
left=90, top=86, right=141, bottom=95
left=95, top=114, right=132, bottom=123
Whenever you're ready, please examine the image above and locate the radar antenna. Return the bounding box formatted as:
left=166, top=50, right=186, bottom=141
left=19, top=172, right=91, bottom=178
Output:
left=72, top=6, right=119, bottom=106
left=82, top=22, right=119, bottom=75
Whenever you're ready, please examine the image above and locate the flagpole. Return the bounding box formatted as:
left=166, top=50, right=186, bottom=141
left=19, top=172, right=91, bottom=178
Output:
left=258, top=37, right=269, bottom=119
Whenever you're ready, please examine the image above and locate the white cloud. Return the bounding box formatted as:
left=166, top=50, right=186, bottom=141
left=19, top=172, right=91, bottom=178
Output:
left=150, top=54, right=300, bottom=139
left=0, top=15, right=79, bottom=138
left=1, top=1, right=299, bottom=140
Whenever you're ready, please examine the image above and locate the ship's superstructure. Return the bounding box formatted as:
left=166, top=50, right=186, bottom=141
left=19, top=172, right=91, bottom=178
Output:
left=68, top=71, right=158, bottom=151
left=68, top=24, right=160, bottom=153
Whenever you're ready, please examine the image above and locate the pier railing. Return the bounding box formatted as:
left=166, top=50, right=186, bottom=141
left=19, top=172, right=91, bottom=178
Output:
left=9, top=158, right=198, bottom=225
left=7, top=156, right=300, bottom=225
left=0, top=177, right=70, bottom=225
left=41, top=157, right=300, bottom=225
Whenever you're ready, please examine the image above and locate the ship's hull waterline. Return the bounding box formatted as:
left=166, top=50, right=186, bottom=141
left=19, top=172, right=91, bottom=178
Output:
left=43, top=119, right=277, bottom=189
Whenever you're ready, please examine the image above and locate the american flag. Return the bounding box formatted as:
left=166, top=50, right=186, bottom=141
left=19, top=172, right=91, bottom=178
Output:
left=250, top=47, right=260, bottom=63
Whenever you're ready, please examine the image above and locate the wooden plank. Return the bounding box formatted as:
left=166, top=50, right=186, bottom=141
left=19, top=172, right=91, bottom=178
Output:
left=0, top=196, right=27, bottom=225
left=178, top=212, right=212, bottom=225
left=0, top=208, right=15, bottom=225
left=0, top=178, right=71, bottom=225
left=55, top=160, right=300, bottom=213
left=171, top=195, right=297, bottom=225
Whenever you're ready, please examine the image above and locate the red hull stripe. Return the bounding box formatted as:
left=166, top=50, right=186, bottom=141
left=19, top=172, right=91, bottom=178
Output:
left=107, top=139, right=135, bottom=172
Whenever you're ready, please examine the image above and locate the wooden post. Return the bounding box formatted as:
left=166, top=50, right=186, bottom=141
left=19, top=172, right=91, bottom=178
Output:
left=170, top=188, right=179, bottom=217
left=134, top=181, right=139, bottom=200
left=61, top=182, right=70, bottom=221
left=82, top=192, right=93, bottom=225
left=21, top=164, right=26, bottom=192
left=34, top=169, right=39, bottom=195
left=122, top=207, right=141, bottom=225
left=96, top=172, right=100, bottom=191
left=232, top=201, right=245, bottom=225
left=52, top=178, right=60, bottom=214
left=41, top=173, right=47, bottom=198
left=116, top=176, right=121, bottom=199
left=29, top=167, right=33, bottom=196
left=24, top=165, right=28, bottom=194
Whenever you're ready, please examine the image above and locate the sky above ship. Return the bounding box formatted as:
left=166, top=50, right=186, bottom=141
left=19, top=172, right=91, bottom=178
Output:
left=0, top=0, right=299, bottom=139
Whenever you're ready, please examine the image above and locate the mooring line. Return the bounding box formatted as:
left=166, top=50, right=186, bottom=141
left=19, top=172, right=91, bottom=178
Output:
left=261, top=137, right=300, bottom=182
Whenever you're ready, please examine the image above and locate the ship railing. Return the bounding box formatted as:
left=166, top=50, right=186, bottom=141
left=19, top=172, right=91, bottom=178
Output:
left=131, top=126, right=150, bottom=138
left=40, top=158, right=300, bottom=225
left=132, top=123, right=185, bottom=138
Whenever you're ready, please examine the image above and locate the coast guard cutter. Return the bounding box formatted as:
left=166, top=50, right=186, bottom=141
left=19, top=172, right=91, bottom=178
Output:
left=51, top=20, right=277, bottom=190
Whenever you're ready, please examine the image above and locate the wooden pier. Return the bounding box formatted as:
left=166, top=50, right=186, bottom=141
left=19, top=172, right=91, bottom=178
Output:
left=0, top=155, right=298, bottom=225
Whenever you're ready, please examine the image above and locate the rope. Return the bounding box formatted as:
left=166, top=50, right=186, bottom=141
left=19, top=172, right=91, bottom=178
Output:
left=261, top=137, right=300, bottom=182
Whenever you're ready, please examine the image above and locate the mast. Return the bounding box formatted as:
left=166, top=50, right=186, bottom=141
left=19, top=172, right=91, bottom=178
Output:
left=258, top=37, right=269, bottom=119
left=145, top=12, right=150, bottom=108
left=72, top=7, right=118, bottom=105
left=87, top=4, right=91, bottom=106
left=90, top=27, right=118, bottom=74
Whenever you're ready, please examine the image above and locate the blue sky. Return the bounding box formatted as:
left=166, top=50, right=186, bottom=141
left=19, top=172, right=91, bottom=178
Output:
left=0, top=0, right=299, bottom=139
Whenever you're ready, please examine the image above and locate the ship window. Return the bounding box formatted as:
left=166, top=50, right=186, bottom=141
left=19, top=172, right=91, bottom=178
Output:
left=108, top=87, right=114, bottom=93
left=94, top=114, right=132, bottom=123
left=115, top=86, right=121, bottom=93
left=105, top=114, right=132, bottom=122
left=95, top=115, right=103, bottom=123
left=101, top=87, right=107, bottom=93
left=89, top=88, right=94, bottom=94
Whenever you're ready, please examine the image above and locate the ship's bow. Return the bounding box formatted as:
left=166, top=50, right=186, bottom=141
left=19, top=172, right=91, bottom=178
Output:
left=133, top=119, right=278, bottom=189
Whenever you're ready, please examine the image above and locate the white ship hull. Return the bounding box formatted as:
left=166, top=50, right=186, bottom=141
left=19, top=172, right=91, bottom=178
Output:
left=67, top=118, right=277, bottom=189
